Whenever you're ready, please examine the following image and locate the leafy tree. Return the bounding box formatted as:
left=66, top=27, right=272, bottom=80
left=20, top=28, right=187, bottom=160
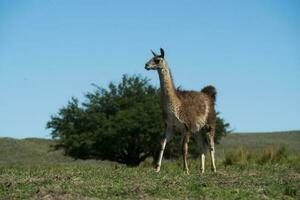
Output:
left=47, top=75, right=230, bottom=165
left=47, top=75, right=162, bottom=165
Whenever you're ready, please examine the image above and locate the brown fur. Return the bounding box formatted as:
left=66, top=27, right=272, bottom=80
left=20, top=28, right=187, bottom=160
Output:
left=176, top=89, right=216, bottom=134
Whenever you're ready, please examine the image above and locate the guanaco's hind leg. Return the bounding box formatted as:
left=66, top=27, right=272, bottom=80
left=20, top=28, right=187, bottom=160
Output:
left=204, top=126, right=217, bottom=173
left=205, top=111, right=217, bottom=173
left=195, top=132, right=206, bottom=173
left=181, top=134, right=190, bottom=175
left=208, top=130, right=217, bottom=173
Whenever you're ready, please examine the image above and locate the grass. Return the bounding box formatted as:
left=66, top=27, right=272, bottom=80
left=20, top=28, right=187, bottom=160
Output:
left=0, top=131, right=300, bottom=199
left=1, top=161, right=299, bottom=199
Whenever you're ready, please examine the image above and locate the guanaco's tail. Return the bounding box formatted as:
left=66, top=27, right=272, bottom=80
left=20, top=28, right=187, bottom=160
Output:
left=201, top=85, right=216, bottom=103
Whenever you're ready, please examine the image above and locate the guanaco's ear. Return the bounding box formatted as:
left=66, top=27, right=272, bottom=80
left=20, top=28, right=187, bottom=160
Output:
left=160, top=48, right=165, bottom=58
left=151, top=49, right=157, bottom=57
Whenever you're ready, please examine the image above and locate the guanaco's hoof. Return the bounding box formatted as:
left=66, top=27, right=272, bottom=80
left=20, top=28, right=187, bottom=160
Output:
left=184, top=170, right=190, bottom=175
left=155, top=166, right=161, bottom=172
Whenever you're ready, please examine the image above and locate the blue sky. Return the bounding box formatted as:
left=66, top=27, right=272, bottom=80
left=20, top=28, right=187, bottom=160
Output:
left=0, top=0, right=299, bottom=138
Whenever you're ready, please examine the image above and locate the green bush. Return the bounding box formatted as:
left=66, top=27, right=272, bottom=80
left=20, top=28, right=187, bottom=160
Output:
left=47, top=75, right=162, bottom=165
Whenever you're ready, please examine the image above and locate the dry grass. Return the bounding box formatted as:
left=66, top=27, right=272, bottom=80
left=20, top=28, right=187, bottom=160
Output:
left=223, top=145, right=299, bottom=167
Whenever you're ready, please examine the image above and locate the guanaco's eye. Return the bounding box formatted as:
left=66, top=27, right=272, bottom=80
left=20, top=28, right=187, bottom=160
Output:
left=154, top=59, right=160, bottom=64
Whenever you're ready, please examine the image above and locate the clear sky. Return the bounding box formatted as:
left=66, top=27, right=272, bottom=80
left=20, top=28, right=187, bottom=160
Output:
left=0, top=0, right=299, bottom=138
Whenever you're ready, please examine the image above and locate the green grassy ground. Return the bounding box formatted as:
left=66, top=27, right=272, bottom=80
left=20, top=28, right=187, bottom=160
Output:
left=0, top=131, right=299, bottom=199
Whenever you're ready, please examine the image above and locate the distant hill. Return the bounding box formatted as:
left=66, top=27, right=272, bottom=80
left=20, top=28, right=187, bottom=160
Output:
left=0, top=137, right=72, bottom=164
left=0, top=131, right=299, bottom=164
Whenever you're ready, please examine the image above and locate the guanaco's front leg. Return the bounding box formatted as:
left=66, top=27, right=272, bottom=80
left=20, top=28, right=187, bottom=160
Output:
left=156, top=126, right=173, bottom=172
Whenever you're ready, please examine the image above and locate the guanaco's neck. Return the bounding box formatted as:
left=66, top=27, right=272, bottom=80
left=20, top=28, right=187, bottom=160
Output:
left=157, top=62, right=179, bottom=108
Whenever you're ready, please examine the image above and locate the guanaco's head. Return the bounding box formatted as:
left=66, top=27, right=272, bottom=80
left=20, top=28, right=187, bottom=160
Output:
left=145, top=48, right=166, bottom=71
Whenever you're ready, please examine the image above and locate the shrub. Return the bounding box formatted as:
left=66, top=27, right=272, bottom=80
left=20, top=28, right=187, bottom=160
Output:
left=47, top=75, right=162, bottom=165
left=224, top=145, right=298, bottom=167
left=223, top=146, right=255, bottom=166
left=259, top=146, right=290, bottom=164
left=258, top=146, right=275, bottom=164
